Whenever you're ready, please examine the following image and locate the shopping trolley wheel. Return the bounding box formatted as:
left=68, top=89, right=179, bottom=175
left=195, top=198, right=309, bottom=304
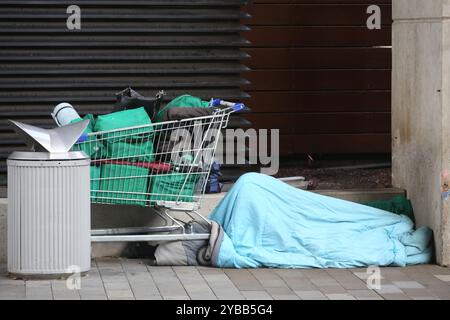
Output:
left=197, top=246, right=211, bottom=266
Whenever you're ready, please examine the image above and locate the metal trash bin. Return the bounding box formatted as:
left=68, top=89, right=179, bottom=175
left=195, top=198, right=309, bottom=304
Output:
left=7, top=120, right=91, bottom=279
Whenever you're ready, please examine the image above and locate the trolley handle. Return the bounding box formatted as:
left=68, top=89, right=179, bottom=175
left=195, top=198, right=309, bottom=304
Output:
left=209, top=99, right=246, bottom=114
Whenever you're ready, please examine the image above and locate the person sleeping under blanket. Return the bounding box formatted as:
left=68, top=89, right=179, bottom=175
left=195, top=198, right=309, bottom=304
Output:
left=154, top=173, right=433, bottom=268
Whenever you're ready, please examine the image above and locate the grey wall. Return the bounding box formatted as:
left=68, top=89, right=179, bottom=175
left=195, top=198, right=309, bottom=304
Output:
left=392, top=0, right=450, bottom=266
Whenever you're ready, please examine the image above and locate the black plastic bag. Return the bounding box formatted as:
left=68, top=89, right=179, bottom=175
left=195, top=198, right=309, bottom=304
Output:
left=113, top=87, right=165, bottom=121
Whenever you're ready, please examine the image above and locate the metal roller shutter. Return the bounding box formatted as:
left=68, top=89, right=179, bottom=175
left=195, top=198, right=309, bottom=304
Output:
left=0, top=0, right=250, bottom=185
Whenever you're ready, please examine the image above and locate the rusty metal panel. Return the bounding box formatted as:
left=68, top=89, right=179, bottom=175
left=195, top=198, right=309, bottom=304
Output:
left=244, top=0, right=392, bottom=155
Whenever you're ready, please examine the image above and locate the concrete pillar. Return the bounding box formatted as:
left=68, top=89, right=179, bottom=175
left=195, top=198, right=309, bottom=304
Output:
left=392, top=0, right=450, bottom=266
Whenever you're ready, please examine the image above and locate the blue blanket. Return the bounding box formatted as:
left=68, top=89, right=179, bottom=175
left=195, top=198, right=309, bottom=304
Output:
left=209, top=173, right=433, bottom=268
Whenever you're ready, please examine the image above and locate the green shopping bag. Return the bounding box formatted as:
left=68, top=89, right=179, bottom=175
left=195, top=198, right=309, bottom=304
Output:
left=94, top=107, right=155, bottom=162
left=154, top=94, right=210, bottom=123
left=149, top=172, right=200, bottom=203
left=97, top=164, right=149, bottom=206
left=71, top=114, right=105, bottom=158
left=90, top=165, right=101, bottom=201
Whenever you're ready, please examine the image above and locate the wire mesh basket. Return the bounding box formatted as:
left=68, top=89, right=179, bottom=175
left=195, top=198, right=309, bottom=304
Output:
left=73, top=107, right=234, bottom=242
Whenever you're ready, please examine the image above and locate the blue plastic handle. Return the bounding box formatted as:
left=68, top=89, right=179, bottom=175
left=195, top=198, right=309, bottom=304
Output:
left=76, top=133, right=88, bottom=143
left=231, top=103, right=245, bottom=112
left=209, top=98, right=245, bottom=112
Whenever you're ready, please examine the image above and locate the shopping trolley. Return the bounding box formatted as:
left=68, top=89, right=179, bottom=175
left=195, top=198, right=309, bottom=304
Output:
left=73, top=106, right=238, bottom=242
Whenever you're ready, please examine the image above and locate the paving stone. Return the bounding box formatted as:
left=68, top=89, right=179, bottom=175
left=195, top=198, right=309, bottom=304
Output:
left=265, top=286, right=297, bottom=298
left=392, top=281, right=425, bottom=289
left=201, top=273, right=244, bottom=300
left=2, top=259, right=450, bottom=301
left=123, top=266, right=161, bottom=300
left=0, top=293, right=25, bottom=299
left=434, top=275, right=450, bottom=282
left=25, top=280, right=53, bottom=300
left=327, top=270, right=368, bottom=290
left=326, top=293, right=356, bottom=300
left=379, top=268, right=411, bottom=281
left=97, top=260, right=135, bottom=300
left=173, top=266, right=216, bottom=300
left=196, top=267, right=224, bottom=275
left=51, top=280, right=80, bottom=300
left=301, top=269, right=331, bottom=279
left=250, top=269, right=289, bottom=288
left=281, top=277, right=318, bottom=291
left=311, top=278, right=347, bottom=294
left=318, top=286, right=348, bottom=294
left=107, top=289, right=135, bottom=300
left=294, top=290, right=328, bottom=300
left=0, top=277, right=25, bottom=285
left=52, top=292, right=81, bottom=300
left=348, top=289, right=383, bottom=300
left=353, top=270, right=385, bottom=281
left=121, top=259, right=149, bottom=273
left=224, top=269, right=264, bottom=291
left=274, top=269, right=305, bottom=278
left=164, top=296, right=191, bottom=300
left=271, top=294, right=300, bottom=300
left=97, top=262, right=123, bottom=271
left=80, top=294, right=108, bottom=300
left=80, top=277, right=106, bottom=290
left=79, top=287, right=108, bottom=300
left=326, top=269, right=351, bottom=277
left=103, top=280, right=132, bottom=290
left=375, top=284, right=404, bottom=294
left=401, top=288, right=438, bottom=299
left=147, top=266, right=189, bottom=300
left=310, top=277, right=340, bottom=286
left=125, top=287, right=160, bottom=300
left=128, top=287, right=162, bottom=300
left=303, top=271, right=348, bottom=294
left=266, top=287, right=295, bottom=296
left=380, top=293, right=411, bottom=300
left=401, top=271, right=444, bottom=286
left=426, top=287, right=450, bottom=300
left=0, top=282, right=26, bottom=300
left=424, top=265, right=450, bottom=275
left=241, top=290, right=273, bottom=300
left=271, top=269, right=316, bottom=292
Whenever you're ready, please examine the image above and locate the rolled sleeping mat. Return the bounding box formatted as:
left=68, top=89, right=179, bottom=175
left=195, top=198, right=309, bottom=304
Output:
left=51, top=102, right=81, bottom=127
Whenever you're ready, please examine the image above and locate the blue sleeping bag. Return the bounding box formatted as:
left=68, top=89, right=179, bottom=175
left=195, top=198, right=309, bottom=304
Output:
left=209, top=173, right=433, bottom=268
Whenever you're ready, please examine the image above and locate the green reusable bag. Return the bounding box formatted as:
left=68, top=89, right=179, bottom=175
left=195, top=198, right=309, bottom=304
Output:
left=90, top=165, right=102, bottom=202
left=70, top=113, right=95, bottom=133
left=149, top=172, right=200, bottom=203
left=71, top=114, right=105, bottom=158
left=154, top=95, right=210, bottom=123
left=104, top=133, right=155, bottom=162
left=94, top=107, right=152, bottom=132
left=364, top=195, right=415, bottom=223
left=97, top=164, right=149, bottom=206
left=94, top=107, right=155, bottom=162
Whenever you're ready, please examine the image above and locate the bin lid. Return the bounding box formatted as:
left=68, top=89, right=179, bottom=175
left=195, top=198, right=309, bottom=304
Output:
left=9, top=119, right=89, bottom=153
left=8, top=151, right=88, bottom=161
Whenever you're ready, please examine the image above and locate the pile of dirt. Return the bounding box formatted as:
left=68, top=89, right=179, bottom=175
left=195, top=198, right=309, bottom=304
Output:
left=275, top=167, right=392, bottom=190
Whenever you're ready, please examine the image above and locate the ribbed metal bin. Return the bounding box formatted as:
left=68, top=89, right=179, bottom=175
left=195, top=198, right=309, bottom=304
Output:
left=7, top=151, right=91, bottom=278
